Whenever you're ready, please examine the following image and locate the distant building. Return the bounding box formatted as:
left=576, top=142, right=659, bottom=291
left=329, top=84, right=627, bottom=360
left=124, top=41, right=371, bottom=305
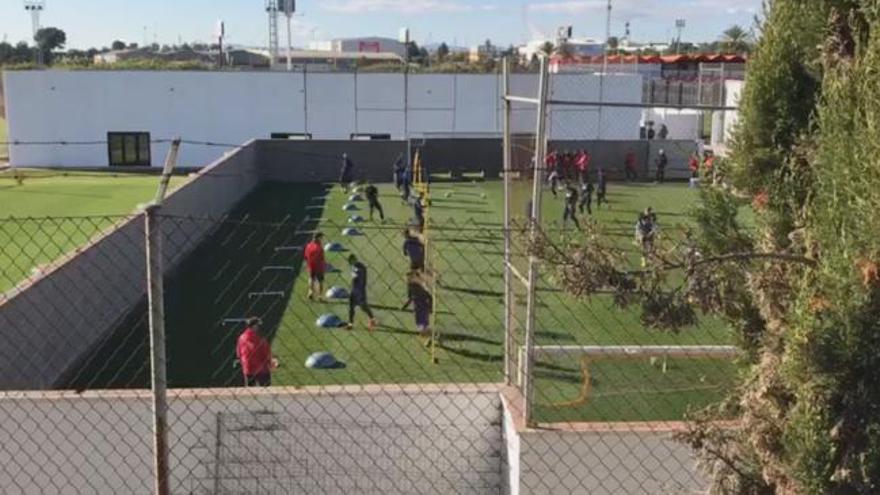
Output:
left=518, top=37, right=604, bottom=63
left=307, top=37, right=407, bottom=59
left=233, top=49, right=404, bottom=71
left=93, top=48, right=216, bottom=65
left=468, top=42, right=497, bottom=63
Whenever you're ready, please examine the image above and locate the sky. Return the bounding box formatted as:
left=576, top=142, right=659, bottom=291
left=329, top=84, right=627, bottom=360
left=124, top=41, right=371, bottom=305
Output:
left=0, top=0, right=762, bottom=50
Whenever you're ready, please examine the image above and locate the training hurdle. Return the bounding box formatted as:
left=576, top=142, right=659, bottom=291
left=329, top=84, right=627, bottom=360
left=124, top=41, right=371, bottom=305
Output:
left=221, top=318, right=249, bottom=325
left=261, top=266, right=296, bottom=271
left=274, top=246, right=302, bottom=252
left=247, top=291, right=285, bottom=299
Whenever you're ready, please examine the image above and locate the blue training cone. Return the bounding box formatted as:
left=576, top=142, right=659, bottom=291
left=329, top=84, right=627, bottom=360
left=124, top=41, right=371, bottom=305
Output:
left=342, top=228, right=362, bottom=237
left=316, top=314, right=344, bottom=329
left=348, top=194, right=364, bottom=202
left=325, top=286, right=349, bottom=299
left=343, top=203, right=359, bottom=211
left=348, top=215, right=365, bottom=224
left=324, top=242, right=345, bottom=252
left=305, top=352, right=342, bottom=369
left=325, top=263, right=341, bottom=273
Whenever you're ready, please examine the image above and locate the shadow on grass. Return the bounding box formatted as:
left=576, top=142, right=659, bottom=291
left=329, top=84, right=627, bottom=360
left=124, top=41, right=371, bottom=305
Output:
left=60, top=182, right=331, bottom=391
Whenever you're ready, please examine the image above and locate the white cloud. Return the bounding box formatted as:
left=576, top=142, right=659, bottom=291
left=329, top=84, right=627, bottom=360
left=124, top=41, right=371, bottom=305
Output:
left=323, top=0, right=498, bottom=14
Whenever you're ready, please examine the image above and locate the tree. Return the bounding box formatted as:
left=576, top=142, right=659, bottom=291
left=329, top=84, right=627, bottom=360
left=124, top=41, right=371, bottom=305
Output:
left=34, top=27, right=66, bottom=64
left=539, top=41, right=554, bottom=57
left=720, top=24, right=751, bottom=53
left=607, top=36, right=619, bottom=51
left=532, top=1, right=880, bottom=492
left=111, top=40, right=126, bottom=51
left=436, top=42, right=450, bottom=61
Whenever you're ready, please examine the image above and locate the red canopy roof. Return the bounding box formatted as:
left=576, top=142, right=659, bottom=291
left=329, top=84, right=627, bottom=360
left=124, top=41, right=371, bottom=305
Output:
left=550, top=53, right=746, bottom=65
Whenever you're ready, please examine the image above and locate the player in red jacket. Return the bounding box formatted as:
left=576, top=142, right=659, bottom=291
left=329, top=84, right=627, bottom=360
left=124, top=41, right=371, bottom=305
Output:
left=236, top=317, right=276, bottom=387
left=574, top=149, right=590, bottom=183
left=624, top=151, right=638, bottom=181
left=303, top=232, right=326, bottom=301
left=544, top=150, right=558, bottom=173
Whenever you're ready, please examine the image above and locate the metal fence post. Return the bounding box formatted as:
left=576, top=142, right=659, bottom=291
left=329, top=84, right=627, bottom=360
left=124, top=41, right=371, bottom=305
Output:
left=522, top=57, right=549, bottom=426
left=145, top=204, right=169, bottom=495
left=146, top=138, right=179, bottom=495
left=502, top=57, right=514, bottom=385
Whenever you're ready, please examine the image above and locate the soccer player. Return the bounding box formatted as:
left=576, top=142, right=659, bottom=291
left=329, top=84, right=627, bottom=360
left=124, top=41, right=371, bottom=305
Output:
left=392, top=153, right=405, bottom=191
left=346, top=254, right=377, bottom=331
left=563, top=184, right=580, bottom=229
left=578, top=180, right=593, bottom=215
left=364, top=182, right=385, bottom=221
left=403, top=229, right=425, bottom=272
left=688, top=152, right=701, bottom=178
left=655, top=149, right=668, bottom=183
left=303, top=232, right=325, bottom=301
left=596, top=167, right=608, bottom=209
left=235, top=317, right=276, bottom=387
left=635, top=207, right=659, bottom=267
left=412, top=192, right=426, bottom=232
left=340, top=153, right=355, bottom=192
left=547, top=167, right=561, bottom=198
left=545, top=149, right=558, bottom=174
left=575, top=149, right=590, bottom=184
left=401, top=159, right=412, bottom=202
left=402, top=271, right=433, bottom=340
left=624, top=150, right=638, bottom=181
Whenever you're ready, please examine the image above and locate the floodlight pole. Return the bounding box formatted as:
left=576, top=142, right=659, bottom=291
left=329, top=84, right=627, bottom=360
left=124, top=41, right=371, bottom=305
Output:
left=598, top=0, right=612, bottom=140
left=502, top=57, right=514, bottom=385
left=146, top=138, right=180, bottom=495
left=522, top=57, right=549, bottom=426
left=284, top=0, right=295, bottom=72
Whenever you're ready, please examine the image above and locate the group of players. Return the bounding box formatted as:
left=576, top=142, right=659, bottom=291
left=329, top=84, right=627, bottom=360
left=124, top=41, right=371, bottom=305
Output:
left=237, top=153, right=434, bottom=387
left=543, top=148, right=661, bottom=267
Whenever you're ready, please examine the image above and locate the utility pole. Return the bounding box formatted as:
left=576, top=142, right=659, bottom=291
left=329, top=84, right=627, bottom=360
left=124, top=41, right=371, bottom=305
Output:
left=283, top=0, right=295, bottom=71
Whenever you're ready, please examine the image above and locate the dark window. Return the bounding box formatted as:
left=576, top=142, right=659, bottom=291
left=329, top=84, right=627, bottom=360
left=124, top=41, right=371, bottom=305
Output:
left=270, top=133, right=313, bottom=140
left=350, top=133, right=391, bottom=141
left=107, top=132, right=151, bottom=166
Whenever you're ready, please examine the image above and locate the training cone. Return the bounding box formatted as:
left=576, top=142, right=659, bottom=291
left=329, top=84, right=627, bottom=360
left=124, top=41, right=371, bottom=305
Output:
left=342, top=228, right=362, bottom=237
left=348, top=194, right=364, bottom=202
left=325, top=286, right=349, bottom=299
left=316, top=314, right=344, bottom=329
left=348, top=215, right=365, bottom=224
left=325, top=263, right=341, bottom=273
left=305, top=352, right=343, bottom=369
left=342, top=203, right=359, bottom=211
left=324, top=242, right=345, bottom=252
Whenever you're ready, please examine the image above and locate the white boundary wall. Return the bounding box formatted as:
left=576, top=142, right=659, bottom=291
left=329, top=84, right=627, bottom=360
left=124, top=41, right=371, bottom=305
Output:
left=3, top=70, right=642, bottom=168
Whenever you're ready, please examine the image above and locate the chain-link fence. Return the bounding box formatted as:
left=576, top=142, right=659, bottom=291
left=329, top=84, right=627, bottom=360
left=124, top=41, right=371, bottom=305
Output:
left=0, top=195, right=737, bottom=492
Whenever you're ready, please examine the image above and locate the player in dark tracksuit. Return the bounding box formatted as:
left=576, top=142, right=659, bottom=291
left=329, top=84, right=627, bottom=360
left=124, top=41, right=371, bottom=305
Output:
left=412, top=193, right=426, bottom=232
left=392, top=154, right=405, bottom=191
left=563, top=185, right=580, bottom=229
left=364, top=183, right=385, bottom=221
left=346, top=255, right=377, bottom=331
left=403, top=230, right=425, bottom=271
left=340, top=153, right=355, bottom=192
left=402, top=271, right=433, bottom=339
left=596, top=168, right=608, bottom=209
left=578, top=181, right=593, bottom=215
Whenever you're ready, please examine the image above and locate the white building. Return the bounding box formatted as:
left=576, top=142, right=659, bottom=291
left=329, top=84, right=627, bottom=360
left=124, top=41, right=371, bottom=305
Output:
left=519, top=37, right=604, bottom=63
left=2, top=70, right=643, bottom=168
left=307, top=37, right=407, bottom=59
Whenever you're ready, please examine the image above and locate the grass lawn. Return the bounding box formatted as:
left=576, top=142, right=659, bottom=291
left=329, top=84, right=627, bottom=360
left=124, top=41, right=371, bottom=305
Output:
left=65, top=179, right=737, bottom=423
left=0, top=169, right=182, bottom=292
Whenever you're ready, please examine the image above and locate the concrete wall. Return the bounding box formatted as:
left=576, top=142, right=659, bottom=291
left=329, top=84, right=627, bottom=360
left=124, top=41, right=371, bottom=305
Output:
left=0, top=142, right=260, bottom=390
left=0, top=385, right=503, bottom=494
left=3, top=70, right=643, bottom=168
left=501, top=390, right=708, bottom=494
left=258, top=139, right=407, bottom=183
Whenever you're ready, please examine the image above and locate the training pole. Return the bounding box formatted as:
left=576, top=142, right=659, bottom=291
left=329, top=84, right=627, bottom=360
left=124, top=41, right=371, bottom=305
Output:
left=146, top=138, right=180, bottom=495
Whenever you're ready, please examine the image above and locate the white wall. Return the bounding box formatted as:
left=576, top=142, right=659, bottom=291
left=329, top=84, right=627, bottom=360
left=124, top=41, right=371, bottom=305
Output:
left=3, top=70, right=643, bottom=168
left=722, top=79, right=744, bottom=144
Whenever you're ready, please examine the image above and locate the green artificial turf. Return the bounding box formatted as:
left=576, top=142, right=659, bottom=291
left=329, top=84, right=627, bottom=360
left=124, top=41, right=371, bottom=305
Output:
left=0, top=170, right=182, bottom=292
left=62, top=179, right=737, bottom=423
